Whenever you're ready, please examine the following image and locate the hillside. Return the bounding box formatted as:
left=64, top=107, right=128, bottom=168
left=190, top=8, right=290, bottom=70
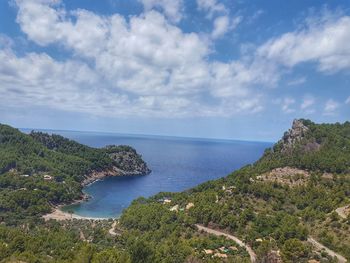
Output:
left=29, top=131, right=151, bottom=185
left=0, top=119, right=349, bottom=263
left=0, top=124, right=150, bottom=222
left=120, top=119, right=350, bottom=262
left=256, top=119, right=350, bottom=174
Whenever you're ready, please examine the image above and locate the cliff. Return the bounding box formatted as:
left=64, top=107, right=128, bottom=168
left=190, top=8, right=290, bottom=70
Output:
left=29, top=131, right=151, bottom=185
left=82, top=145, right=151, bottom=185
left=281, top=119, right=310, bottom=151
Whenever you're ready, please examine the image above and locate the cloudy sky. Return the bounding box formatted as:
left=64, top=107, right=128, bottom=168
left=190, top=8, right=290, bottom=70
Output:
left=0, top=0, right=349, bottom=141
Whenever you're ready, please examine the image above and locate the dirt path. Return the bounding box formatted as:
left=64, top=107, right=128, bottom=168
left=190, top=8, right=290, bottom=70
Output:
left=308, top=237, right=347, bottom=263
left=108, top=221, right=120, bottom=236
left=195, top=224, right=256, bottom=263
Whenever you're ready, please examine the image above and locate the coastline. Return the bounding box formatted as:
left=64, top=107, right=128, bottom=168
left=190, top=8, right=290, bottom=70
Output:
left=43, top=172, right=147, bottom=221
left=82, top=167, right=151, bottom=187
left=43, top=206, right=112, bottom=221
left=42, top=190, right=113, bottom=221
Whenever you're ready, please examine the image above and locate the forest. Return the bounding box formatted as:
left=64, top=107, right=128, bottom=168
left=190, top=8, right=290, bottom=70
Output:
left=0, top=124, right=149, bottom=222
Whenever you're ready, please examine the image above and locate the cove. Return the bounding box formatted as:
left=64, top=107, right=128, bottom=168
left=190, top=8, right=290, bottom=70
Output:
left=51, top=131, right=272, bottom=218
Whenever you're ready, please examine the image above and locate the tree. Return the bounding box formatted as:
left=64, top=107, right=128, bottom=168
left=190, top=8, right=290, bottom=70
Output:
left=129, top=239, right=155, bottom=263
left=281, top=238, right=310, bottom=263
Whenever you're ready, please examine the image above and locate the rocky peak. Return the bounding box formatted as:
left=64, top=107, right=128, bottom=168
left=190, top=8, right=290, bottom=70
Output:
left=281, top=119, right=309, bottom=151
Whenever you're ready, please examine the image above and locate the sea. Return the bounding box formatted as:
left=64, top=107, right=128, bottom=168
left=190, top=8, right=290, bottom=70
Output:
left=24, top=129, right=272, bottom=218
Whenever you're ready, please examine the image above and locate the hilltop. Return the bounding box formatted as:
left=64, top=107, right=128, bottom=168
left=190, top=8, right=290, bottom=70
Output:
left=256, top=119, right=350, bottom=174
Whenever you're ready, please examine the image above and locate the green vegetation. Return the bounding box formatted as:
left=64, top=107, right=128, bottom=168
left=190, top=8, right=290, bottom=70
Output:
left=0, top=124, right=149, bottom=222
left=0, top=120, right=350, bottom=262
left=256, top=119, right=350, bottom=174
left=119, top=119, right=350, bottom=262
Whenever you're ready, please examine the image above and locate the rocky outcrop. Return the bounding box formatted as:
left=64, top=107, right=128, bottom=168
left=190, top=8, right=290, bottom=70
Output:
left=280, top=119, right=320, bottom=154
left=82, top=164, right=150, bottom=186
left=82, top=167, right=123, bottom=186
left=82, top=146, right=151, bottom=186
left=106, top=145, right=151, bottom=175
left=282, top=119, right=309, bottom=150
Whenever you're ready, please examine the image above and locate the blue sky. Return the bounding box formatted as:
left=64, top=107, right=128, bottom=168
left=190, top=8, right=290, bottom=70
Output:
left=0, top=0, right=349, bottom=142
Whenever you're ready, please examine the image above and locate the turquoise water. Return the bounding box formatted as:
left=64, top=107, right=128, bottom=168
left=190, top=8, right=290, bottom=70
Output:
left=37, top=130, right=272, bottom=218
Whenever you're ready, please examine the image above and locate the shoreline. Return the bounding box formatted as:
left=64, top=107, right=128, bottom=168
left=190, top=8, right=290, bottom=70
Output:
left=43, top=196, right=111, bottom=221
left=43, top=171, right=150, bottom=221
left=43, top=207, right=113, bottom=221
left=81, top=168, right=151, bottom=187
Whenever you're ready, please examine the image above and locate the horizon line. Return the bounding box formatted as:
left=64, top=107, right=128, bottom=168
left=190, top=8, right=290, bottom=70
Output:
left=19, top=126, right=275, bottom=144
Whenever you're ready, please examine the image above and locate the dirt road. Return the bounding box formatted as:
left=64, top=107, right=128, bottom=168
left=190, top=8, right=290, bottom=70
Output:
left=308, top=237, right=347, bottom=263
left=196, top=224, right=256, bottom=263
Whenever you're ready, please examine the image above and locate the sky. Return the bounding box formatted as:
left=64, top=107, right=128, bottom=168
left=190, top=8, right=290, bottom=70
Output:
left=0, top=0, right=349, bottom=142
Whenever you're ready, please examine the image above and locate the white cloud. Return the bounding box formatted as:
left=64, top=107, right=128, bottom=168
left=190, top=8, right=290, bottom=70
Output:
left=0, top=47, right=209, bottom=118
left=246, top=9, right=264, bottom=25
left=196, top=0, right=227, bottom=18
left=196, top=0, right=242, bottom=40
left=324, top=99, right=339, bottom=115
left=10, top=1, right=347, bottom=120
left=139, top=0, right=183, bottom=23
left=15, top=0, right=210, bottom=96
left=258, top=13, right=350, bottom=73
left=0, top=0, right=270, bottom=118
left=300, top=96, right=315, bottom=110
left=346, top=96, right=350, bottom=104
left=300, top=96, right=315, bottom=114
left=287, top=76, right=306, bottom=86
left=211, top=15, right=242, bottom=39
left=212, top=16, right=229, bottom=39
left=281, top=97, right=295, bottom=113
left=210, top=59, right=279, bottom=98
left=0, top=34, right=14, bottom=49
left=0, top=48, right=104, bottom=113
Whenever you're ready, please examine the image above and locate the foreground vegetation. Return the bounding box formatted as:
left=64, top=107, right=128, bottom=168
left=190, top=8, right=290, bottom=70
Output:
left=0, top=120, right=350, bottom=262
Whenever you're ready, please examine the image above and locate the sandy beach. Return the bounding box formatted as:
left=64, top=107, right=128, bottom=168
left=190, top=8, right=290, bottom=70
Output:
left=43, top=208, right=111, bottom=221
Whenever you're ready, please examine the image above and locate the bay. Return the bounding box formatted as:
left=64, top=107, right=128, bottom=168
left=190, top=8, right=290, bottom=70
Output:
left=33, top=130, right=272, bottom=218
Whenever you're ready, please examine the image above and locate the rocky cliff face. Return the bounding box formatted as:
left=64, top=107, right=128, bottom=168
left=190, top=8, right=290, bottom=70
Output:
left=282, top=119, right=309, bottom=150
left=280, top=119, right=320, bottom=154
left=82, top=145, right=151, bottom=186
left=106, top=145, right=151, bottom=175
